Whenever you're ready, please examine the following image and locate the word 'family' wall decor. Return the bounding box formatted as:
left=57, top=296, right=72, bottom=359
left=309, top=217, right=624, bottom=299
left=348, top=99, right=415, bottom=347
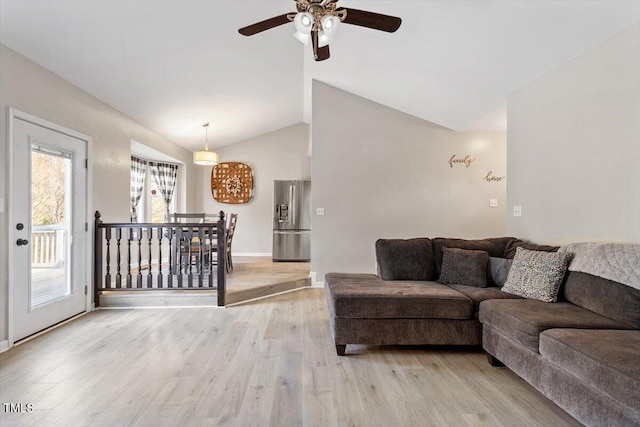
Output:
left=211, top=162, right=254, bottom=204
left=448, top=154, right=475, bottom=168
left=447, top=153, right=505, bottom=184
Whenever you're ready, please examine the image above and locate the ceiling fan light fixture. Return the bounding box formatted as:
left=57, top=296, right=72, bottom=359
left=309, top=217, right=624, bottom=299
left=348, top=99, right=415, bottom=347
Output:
left=294, top=12, right=314, bottom=34
left=193, top=122, right=219, bottom=166
left=321, top=15, right=340, bottom=37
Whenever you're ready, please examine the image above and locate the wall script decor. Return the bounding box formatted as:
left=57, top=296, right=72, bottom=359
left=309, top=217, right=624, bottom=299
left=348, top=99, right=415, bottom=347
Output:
left=448, top=154, right=475, bottom=168
left=484, top=171, right=505, bottom=183
left=211, top=162, right=254, bottom=204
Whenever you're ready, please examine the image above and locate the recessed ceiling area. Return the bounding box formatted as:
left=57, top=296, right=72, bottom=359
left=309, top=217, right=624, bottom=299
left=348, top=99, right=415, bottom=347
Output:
left=1, top=1, right=638, bottom=150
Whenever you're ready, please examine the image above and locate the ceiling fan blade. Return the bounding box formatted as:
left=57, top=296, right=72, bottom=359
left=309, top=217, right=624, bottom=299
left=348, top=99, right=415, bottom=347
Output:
left=339, top=8, right=402, bottom=33
left=316, top=45, right=330, bottom=62
left=238, top=14, right=292, bottom=36
left=310, top=31, right=330, bottom=61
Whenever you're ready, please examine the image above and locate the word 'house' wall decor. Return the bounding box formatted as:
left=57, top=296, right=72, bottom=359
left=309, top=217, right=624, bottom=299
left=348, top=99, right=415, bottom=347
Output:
left=211, top=162, right=254, bottom=204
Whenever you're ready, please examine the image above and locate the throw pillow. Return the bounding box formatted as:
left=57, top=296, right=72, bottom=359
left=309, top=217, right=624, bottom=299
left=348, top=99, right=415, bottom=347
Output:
left=502, top=247, right=573, bottom=302
left=437, top=247, right=490, bottom=287
left=487, top=257, right=512, bottom=287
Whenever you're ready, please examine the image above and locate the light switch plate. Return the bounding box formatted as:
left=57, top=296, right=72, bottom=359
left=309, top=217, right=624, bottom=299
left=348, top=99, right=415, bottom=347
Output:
left=513, top=205, right=522, bottom=217
left=489, top=199, right=498, bottom=208
left=315, top=207, right=325, bottom=216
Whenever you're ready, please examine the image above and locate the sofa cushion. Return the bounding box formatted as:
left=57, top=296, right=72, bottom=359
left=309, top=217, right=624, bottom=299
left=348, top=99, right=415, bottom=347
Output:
left=448, top=284, right=521, bottom=314
left=539, top=329, right=640, bottom=411
left=437, top=247, right=489, bottom=287
left=478, top=299, right=631, bottom=352
left=563, top=271, right=640, bottom=329
left=432, top=237, right=516, bottom=276
left=487, top=257, right=512, bottom=287
left=325, top=273, right=473, bottom=320
left=502, top=248, right=573, bottom=302
left=375, top=238, right=437, bottom=281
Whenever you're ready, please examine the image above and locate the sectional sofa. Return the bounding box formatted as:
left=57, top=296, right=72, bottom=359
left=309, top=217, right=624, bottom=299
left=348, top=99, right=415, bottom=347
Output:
left=324, top=237, right=640, bottom=426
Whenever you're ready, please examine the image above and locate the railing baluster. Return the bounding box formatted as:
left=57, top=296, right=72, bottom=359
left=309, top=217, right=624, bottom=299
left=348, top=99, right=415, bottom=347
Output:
left=115, top=228, right=122, bottom=288
left=137, top=227, right=143, bottom=288
left=126, top=229, right=133, bottom=288
left=198, top=226, right=205, bottom=288
left=167, top=226, right=173, bottom=288
left=148, top=227, right=153, bottom=288
left=175, top=227, right=182, bottom=288
left=157, top=226, right=163, bottom=288
left=187, top=227, right=194, bottom=288
left=105, top=228, right=112, bottom=289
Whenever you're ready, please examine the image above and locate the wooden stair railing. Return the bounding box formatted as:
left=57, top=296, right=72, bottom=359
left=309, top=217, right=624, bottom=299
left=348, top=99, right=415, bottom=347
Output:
left=94, top=211, right=226, bottom=307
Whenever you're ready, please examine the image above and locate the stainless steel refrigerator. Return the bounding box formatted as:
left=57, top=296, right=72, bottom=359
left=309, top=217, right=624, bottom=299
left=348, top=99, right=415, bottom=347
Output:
left=273, top=180, right=311, bottom=261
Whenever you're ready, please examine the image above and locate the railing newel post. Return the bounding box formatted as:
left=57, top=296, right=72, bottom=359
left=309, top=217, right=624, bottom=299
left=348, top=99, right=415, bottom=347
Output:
left=93, top=211, right=103, bottom=308
left=217, top=211, right=226, bottom=306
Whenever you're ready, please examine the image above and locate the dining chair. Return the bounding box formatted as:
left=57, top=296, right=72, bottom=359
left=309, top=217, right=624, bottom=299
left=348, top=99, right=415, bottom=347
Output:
left=226, top=213, right=238, bottom=273
left=172, top=213, right=206, bottom=223
left=204, top=213, right=237, bottom=273
left=171, top=213, right=207, bottom=272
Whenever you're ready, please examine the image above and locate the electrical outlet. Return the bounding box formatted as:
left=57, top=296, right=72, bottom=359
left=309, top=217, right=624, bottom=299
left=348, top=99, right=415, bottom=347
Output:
left=315, top=207, right=325, bottom=216
left=513, top=205, right=522, bottom=217
left=489, top=199, right=498, bottom=208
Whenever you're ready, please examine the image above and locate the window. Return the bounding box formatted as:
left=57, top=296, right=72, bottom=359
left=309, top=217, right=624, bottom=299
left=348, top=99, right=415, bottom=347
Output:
left=149, top=178, right=170, bottom=223
left=130, top=156, right=179, bottom=223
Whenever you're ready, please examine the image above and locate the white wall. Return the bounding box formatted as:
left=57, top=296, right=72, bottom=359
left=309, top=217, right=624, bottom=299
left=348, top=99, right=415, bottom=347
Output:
left=195, top=123, right=311, bottom=255
left=0, top=44, right=196, bottom=343
left=311, top=81, right=507, bottom=282
left=507, top=23, right=640, bottom=244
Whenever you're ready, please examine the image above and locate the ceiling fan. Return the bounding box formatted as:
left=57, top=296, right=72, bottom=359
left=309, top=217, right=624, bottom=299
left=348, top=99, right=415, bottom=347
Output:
left=238, top=0, right=402, bottom=62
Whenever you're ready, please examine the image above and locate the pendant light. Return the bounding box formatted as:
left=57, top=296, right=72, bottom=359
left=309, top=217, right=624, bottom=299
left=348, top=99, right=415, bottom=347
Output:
left=193, top=122, right=219, bottom=166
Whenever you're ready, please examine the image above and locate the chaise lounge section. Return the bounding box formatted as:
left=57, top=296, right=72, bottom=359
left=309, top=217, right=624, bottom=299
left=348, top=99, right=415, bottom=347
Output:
left=325, top=237, right=531, bottom=355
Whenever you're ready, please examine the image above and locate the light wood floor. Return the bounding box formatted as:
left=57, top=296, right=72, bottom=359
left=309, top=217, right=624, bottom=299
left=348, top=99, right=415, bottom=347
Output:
left=100, top=257, right=310, bottom=307
left=0, top=289, right=580, bottom=427
left=226, top=257, right=310, bottom=292
left=225, top=257, right=310, bottom=305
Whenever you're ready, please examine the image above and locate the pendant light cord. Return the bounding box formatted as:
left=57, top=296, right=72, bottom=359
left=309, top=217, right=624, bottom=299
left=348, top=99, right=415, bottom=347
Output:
left=203, top=122, right=210, bottom=151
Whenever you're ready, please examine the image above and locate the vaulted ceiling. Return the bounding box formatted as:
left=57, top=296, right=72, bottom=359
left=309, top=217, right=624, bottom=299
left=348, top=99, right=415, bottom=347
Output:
left=1, top=1, right=638, bottom=151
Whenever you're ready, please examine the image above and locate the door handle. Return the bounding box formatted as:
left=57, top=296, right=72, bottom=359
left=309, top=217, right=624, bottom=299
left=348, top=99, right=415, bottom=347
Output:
left=16, top=239, right=29, bottom=246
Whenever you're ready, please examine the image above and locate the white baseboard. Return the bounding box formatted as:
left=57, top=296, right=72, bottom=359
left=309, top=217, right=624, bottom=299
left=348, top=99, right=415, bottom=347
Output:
left=235, top=252, right=272, bottom=257
left=310, top=272, right=324, bottom=288
left=0, top=340, right=9, bottom=353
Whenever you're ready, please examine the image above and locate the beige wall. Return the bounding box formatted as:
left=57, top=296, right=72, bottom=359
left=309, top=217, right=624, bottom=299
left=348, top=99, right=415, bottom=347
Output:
left=311, top=81, right=507, bottom=282
left=0, top=44, right=196, bottom=344
left=195, top=123, right=311, bottom=255
left=507, top=23, right=640, bottom=244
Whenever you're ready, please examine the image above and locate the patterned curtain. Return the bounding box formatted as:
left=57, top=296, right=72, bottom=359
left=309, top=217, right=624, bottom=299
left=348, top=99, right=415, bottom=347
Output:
left=149, top=161, right=179, bottom=222
left=130, top=156, right=147, bottom=222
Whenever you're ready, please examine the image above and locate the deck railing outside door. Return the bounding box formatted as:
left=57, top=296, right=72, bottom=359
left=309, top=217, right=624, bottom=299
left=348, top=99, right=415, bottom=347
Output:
left=31, top=224, right=66, bottom=267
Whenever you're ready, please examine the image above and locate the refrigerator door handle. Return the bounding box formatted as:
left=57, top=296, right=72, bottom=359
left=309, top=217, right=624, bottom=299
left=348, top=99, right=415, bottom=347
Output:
left=289, top=183, right=295, bottom=225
